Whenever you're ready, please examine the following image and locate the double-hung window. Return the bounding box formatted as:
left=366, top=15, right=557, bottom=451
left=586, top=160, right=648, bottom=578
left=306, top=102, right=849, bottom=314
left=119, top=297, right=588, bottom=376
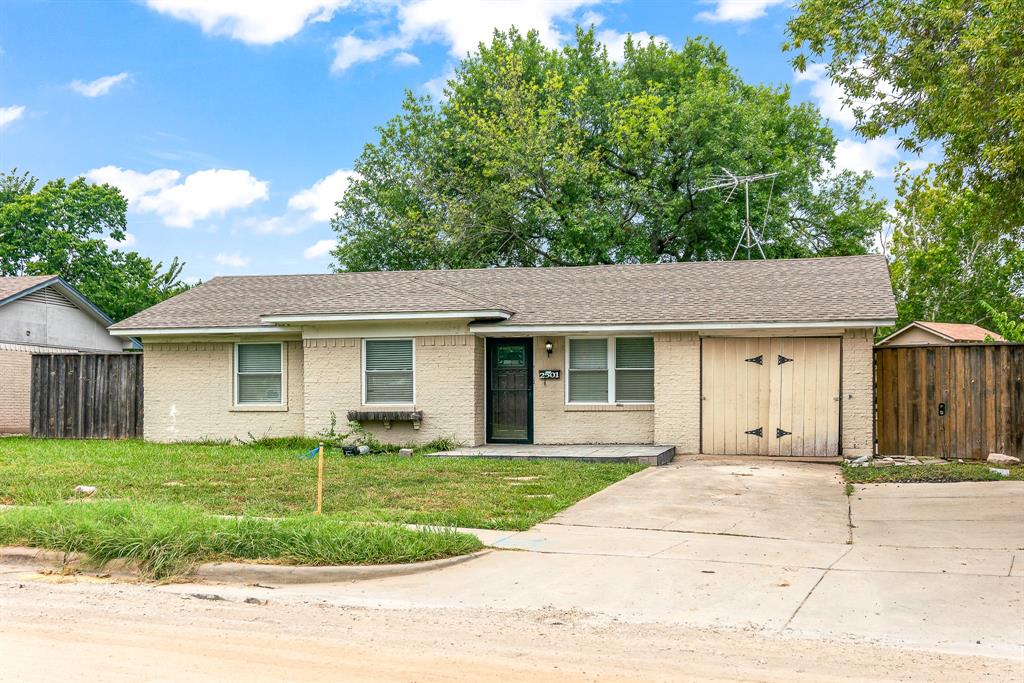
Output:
left=567, top=337, right=654, bottom=404
left=235, top=343, right=283, bottom=405
left=364, top=339, right=415, bottom=404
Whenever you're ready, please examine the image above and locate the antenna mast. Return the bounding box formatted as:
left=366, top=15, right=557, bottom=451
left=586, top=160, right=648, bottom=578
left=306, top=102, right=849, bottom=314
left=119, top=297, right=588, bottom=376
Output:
left=697, top=168, right=779, bottom=260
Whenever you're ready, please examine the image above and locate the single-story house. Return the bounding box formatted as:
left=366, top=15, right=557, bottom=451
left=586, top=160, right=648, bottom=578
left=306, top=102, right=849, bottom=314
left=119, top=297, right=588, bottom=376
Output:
left=109, top=254, right=896, bottom=457
left=876, top=320, right=1003, bottom=347
left=0, top=275, right=137, bottom=434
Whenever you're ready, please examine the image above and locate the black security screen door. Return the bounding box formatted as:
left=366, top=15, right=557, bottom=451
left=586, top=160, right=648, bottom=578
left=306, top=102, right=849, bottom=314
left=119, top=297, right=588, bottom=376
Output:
left=487, top=339, right=533, bottom=443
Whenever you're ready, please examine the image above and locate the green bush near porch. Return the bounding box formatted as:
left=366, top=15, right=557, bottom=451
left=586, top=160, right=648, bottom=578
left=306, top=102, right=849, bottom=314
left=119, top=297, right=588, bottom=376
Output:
left=0, top=438, right=643, bottom=530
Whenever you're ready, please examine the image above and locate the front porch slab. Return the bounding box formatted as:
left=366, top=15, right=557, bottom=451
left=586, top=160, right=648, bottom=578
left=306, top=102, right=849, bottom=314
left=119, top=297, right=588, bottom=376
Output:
left=425, top=444, right=675, bottom=465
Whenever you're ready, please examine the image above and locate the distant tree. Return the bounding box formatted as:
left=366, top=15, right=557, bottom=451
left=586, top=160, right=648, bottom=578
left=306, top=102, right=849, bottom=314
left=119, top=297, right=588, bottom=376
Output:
left=887, top=167, right=1023, bottom=331
left=981, top=302, right=1024, bottom=342
left=331, top=28, right=886, bottom=271
left=0, top=170, right=189, bottom=321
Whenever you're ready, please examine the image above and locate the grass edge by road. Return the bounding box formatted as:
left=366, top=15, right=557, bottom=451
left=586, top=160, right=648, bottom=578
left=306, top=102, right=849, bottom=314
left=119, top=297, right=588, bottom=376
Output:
left=0, top=501, right=483, bottom=579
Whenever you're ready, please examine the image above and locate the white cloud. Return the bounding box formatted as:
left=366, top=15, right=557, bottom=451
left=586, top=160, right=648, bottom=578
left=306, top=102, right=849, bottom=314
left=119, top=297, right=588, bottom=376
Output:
left=70, top=72, right=131, bottom=97
left=103, top=232, right=137, bottom=250
left=215, top=251, right=250, bottom=268
left=0, top=105, right=25, bottom=128
left=146, top=0, right=351, bottom=45
left=86, top=166, right=181, bottom=202
left=422, top=69, right=455, bottom=100
left=833, top=137, right=901, bottom=178
left=303, top=239, right=337, bottom=259
left=332, top=34, right=407, bottom=72
left=392, top=51, right=420, bottom=66
left=696, top=0, right=787, bottom=22
left=85, top=166, right=269, bottom=228
left=794, top=64, right=860, bottom=129
left=288, top=169, right=358, bottom=222
left=595, top=29, right=669, bottom=63
left=331, top=0, right=598, bottom=72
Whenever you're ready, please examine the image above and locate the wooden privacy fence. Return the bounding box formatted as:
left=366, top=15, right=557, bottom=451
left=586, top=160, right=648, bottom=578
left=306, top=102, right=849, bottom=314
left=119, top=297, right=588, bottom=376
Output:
left=31, top=353, right=143, bottom=439
left=875, top=343, right=1024, bottom=460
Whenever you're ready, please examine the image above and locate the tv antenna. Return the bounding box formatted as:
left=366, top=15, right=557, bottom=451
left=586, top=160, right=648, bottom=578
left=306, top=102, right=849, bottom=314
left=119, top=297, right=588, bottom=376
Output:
left=697, top=168, right=779, bottom=260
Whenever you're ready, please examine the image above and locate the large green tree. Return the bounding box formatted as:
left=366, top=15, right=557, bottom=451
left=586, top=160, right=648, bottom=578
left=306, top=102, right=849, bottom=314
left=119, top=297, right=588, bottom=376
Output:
left=787, top=0, right=1024, bottom=330
left=332, top=29, right=886, bottom=270
left=0, top=170, right=189, bottom=321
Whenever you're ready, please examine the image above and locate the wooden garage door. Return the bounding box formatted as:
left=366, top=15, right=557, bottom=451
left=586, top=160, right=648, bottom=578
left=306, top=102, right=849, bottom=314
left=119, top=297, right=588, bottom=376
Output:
left=702, top=337, right=840, bottom=456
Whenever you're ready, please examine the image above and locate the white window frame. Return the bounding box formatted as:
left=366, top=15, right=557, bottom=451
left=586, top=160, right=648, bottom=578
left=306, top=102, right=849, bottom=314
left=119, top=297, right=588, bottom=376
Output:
left=565, top=336, right=655, bottom=405
left=234, top=341, right=285, bottom=407
left=362, top=337, right=416, bottom=405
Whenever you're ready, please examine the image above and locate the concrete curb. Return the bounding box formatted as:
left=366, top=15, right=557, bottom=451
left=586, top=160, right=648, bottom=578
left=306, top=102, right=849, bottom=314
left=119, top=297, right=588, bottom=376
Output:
left=0, top=546, right=492, bottom=585
left=192, top=549, right=491, bottom=584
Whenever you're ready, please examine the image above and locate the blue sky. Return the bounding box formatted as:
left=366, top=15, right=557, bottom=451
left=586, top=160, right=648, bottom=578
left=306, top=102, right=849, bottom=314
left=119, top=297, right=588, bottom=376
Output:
left=0, top=0, right=913, bottom=283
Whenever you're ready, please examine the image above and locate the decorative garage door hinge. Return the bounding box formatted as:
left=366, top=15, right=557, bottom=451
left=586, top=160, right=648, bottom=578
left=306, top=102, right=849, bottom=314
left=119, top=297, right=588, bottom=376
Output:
left=744, top=355, right=764, bottom=365
left=745, top=427, right=763, bottom=437
left=777, top=355, right=793, bottom=365
left=776, top=428, right=791, bottom=438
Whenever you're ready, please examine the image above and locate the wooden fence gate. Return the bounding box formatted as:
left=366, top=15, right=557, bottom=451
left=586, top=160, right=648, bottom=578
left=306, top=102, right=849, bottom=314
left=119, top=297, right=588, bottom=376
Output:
left=875, top=344, right=1024, bottom=460
left=31, top=353, right=143, bottom=439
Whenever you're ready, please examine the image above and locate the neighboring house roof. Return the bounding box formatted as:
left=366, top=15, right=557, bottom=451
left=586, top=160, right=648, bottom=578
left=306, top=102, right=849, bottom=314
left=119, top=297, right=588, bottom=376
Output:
left=0, top=275, right=141, bottom=349
left=877, top=321, right=1004, bottom=346
left=110, top=254, right=897, bottom=333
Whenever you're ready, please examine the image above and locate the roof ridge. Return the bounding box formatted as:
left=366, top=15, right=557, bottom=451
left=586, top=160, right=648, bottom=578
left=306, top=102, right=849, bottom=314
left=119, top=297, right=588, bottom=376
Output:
left=414, top=274, right=513, bottom=313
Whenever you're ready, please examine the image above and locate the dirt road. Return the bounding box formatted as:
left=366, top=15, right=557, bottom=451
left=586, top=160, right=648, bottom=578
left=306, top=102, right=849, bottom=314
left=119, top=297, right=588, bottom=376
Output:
left=1, top=573, right=1019, bottom=683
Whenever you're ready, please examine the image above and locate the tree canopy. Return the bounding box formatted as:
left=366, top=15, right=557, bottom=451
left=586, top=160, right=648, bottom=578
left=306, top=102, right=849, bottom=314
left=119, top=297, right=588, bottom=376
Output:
left=787, top=0, right=1024, bottom=330
left=332, top=29, right=886, bottom=271
left=0, top=170, right=189, bottom=321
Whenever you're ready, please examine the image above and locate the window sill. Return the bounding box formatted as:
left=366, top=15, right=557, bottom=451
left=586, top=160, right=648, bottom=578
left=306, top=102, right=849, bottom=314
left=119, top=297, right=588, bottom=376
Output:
left=564, top=403, right=654, bottom=412
left=230, top=404, right=288, bottom=413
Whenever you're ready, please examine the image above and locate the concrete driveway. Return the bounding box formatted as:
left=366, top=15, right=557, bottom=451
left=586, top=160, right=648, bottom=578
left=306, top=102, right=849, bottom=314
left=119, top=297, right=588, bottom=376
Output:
left=174, top=458, right=1024, bottom=661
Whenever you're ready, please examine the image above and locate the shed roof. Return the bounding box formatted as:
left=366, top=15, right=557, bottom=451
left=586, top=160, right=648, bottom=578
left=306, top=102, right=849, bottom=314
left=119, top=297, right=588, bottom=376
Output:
left=110, top=254, right=897, bottom=332
left=877, top=321, right=1004, bottom=346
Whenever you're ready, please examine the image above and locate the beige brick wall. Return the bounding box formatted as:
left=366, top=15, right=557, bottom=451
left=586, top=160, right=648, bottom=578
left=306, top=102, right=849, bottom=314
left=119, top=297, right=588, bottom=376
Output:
left=303, top=335, right=481, bottom=446
left=0, top=349, right=31, bottom=434
left=841, top=328, right=875, bottom=455
left=532, top=337, right=655, bottom=445
left=654, top=332, right=701, bottom=453
left=143, top=340, right=305, bottom=442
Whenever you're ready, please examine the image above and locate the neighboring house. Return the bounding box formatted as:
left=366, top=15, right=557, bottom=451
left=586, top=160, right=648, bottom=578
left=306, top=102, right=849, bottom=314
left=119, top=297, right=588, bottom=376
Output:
left=109, top=255, right=896, bottom=457
left=876, top=321, right=1004, bottom=347
left=0, top=276, right=136, bottom=434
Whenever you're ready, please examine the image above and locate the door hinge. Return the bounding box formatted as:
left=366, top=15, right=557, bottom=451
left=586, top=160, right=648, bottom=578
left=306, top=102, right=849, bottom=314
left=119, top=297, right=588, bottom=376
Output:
left=777, top=355, right=793, bottom=365
left=745, top=427, right=763, bottom=437
left=745, top=355, right=764, bottom=365
left=776, top=428, right=791, bottom=439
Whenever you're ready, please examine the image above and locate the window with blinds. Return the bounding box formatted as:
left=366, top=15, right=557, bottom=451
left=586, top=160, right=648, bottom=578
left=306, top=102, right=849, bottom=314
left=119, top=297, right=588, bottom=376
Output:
left=567, top=337, right=654, bottom=403
left=236, top=343, right=283, bottom=404
left=364, top=339, right=414, bottom=404
left=568, top=338, right=609, bottom=402
left=614, top=337, right=655, bottom=402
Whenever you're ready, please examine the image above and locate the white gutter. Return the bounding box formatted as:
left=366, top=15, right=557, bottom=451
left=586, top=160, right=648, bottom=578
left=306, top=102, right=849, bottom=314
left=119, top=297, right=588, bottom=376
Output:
left=469, top=319, right=895, bottom=334
left=260, top=310, right=511, bottom=324
left=109, top=326, right=292, bottom=337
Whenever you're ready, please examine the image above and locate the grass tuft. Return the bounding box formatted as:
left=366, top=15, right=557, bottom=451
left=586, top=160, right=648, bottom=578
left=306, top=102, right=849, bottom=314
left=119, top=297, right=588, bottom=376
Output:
left=0, top=502, right=482, bottom=579
left=842, top=462, right=1024, bottom=484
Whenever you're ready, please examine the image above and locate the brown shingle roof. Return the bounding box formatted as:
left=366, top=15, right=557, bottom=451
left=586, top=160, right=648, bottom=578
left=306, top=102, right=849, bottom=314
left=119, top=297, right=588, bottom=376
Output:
left=0, top=275, right=57, bottom=304
left=915, top=321, right=1003, bottom=342
left=110, top=254, right=896, bottom=330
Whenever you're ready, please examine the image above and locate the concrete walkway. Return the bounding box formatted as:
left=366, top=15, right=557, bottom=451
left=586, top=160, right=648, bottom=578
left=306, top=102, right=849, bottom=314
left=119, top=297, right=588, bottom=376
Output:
left=168, top=458, right=1024, bottom=660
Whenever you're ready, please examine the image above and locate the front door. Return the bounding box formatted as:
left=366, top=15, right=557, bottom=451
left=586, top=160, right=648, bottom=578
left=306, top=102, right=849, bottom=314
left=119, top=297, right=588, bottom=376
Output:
left=486, top=338, right=533, bottom=443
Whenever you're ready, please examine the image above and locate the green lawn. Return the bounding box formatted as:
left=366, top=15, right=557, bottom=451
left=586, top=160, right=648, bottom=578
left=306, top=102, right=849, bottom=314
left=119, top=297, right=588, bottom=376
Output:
left=0, top=437, right=643, bottom=531
left=843, top=461, right=1024, bottom=484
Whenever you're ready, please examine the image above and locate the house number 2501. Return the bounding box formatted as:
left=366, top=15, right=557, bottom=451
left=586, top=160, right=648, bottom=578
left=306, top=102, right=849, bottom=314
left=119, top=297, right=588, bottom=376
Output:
left=538, top=370, right=560, bottom=380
